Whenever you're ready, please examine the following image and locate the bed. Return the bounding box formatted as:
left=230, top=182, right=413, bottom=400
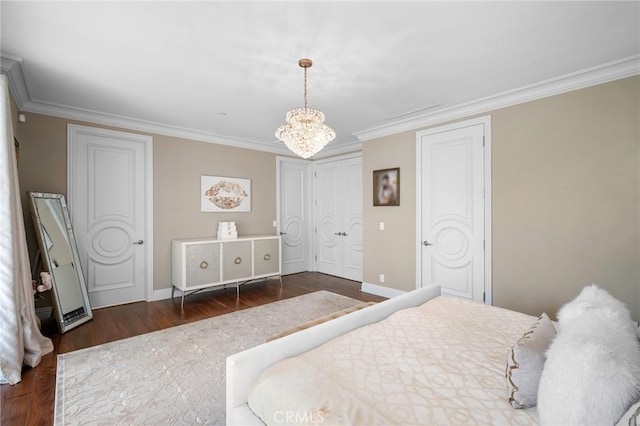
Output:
left=227, top=285, right=533, bottom=424
left=226, top=285, right=640, bottom=425
left=227, top=286, right=439, bottom=424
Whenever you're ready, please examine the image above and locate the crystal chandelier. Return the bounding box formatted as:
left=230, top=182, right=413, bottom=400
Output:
left=275, top=58, right=335, bottom=159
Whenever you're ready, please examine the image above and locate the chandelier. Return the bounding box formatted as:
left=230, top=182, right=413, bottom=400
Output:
left=275, top=58, right=335, bottom=159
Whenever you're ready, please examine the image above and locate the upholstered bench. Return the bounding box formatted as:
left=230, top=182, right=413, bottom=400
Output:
left=266, top=301, right=377, bottom=342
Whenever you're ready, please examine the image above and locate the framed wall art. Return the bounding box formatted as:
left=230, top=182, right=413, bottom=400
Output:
left=201, top=176, right=251, bottom=212
left=373, top=168, right=400, bottom=206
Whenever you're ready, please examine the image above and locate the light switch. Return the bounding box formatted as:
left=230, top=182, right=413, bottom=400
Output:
left=272, top=220, right=277, bottom=227
left=379, top=274, right=385, bottom=283
left=379, top=222, right=385, bottom=231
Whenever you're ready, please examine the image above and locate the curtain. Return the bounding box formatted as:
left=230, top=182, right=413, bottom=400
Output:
left=0, top=74, right=53, bottom=385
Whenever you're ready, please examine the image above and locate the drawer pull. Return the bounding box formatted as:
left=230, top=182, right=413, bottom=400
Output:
left=199, top=261, right=208, bottom=269
left=234, top=257, right=242, bottom=265
left=264, top=254, right=271, bottom=261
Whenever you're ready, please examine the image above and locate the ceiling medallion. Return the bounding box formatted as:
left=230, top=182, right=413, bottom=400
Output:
left=275, top=58, right=335, bottom=159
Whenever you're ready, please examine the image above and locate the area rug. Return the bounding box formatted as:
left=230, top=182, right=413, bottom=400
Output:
left=54, top=291, right=361, bottom=425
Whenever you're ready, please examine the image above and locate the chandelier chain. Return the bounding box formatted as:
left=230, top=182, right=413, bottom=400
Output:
left=303, top=67, right=308, bottom=110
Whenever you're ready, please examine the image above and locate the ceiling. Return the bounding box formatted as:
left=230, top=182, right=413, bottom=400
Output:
left=1, top=1, right=639, bottom=156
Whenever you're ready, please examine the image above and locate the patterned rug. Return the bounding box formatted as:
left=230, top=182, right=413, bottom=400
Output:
left=54, top=291, right=361, bottom=425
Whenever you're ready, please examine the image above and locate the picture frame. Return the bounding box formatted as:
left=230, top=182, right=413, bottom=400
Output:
left=373, top=168, right=400, bottom=206
left=201, top=175, right=251, bottom=212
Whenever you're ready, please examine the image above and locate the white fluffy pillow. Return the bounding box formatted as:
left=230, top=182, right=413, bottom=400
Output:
left=556, top=284, right=635, bottom=335
left=615, top=398, right=640, bottom=426
left=537, top=285, right=640, bottom=426
left=506, top=313, right=556, bottom=408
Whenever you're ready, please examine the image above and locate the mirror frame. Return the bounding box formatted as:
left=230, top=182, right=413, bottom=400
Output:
left=28, top=192, right=93, bottom=333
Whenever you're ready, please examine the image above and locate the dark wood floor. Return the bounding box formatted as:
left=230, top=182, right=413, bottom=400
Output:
left=1, top=272, right=385, bottom=426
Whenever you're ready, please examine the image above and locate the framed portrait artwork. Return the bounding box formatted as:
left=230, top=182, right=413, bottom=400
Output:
left=373, top=168, right=400, bottom=206
left=201, top=175, right=251, bottom=212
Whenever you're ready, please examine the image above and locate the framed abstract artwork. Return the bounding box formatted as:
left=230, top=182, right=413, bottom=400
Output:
left=373, top=168, right=400, bottom=206
left=201, top=176, right=251, bottom=212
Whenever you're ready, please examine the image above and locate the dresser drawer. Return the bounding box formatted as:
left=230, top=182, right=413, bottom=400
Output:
left=254, top=238, right=280, bottom=276
left=222, top=241, right=252, bottom=281
left=184, top=243, right=221, bottom=287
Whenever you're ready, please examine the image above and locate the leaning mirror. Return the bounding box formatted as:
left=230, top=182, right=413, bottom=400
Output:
left=29, top=192, right=92, bottom=333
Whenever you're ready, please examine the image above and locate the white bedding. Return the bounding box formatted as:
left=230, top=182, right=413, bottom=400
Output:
left=248, top=296, right=540, bottom=425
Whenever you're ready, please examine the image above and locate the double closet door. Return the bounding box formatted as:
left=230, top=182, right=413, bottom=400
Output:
left=314, top=156, right=363, bottom=282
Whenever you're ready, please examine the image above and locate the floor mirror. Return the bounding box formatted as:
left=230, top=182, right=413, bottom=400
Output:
left=29, top=192, right=93, bottom=333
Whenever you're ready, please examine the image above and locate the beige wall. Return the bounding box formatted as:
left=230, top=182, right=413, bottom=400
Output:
left=12, top=111, right=277, bottom=292
left=11, top=75, right=640, bottom=317
left=363, top=76, right=640, bottom=320
left=153, top=135, right=276, bottom=290
left=362, top=132, right=417, bottom=291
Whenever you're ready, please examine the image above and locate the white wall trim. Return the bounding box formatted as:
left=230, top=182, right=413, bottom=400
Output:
left=151, top=282, right=249, bottom=302
left=356, top=55, right=640, bottom=142
left=151, top=288, right=173, bottom=301
left=415, top=116, right=492, bottom=305
left=311, top=151, right=363, bottom=165
left=67, top=124, right=155, bottom=303
left=35, top=306, right=54, bottom=321
left=313, top=139, right=362, bottom=158
left=1, top=54, right=358, bottom=157
left=4, top=53, right=637, bottom=156
left=361, top=282, right=407, bottom=298
left=0, top=54, right=31, bottom=110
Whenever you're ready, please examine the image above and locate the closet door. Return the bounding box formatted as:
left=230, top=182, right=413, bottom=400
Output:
left=418, top=122, right=486, bottom=303
left=315, top=161, right=343, bottom=277
left=68, top=125, right=152, bottom=308
left=340, top=157, right=363, bottom=281
left=277, top=158, right=312, bottom=275
left=314, top=156, right=363, bottom=282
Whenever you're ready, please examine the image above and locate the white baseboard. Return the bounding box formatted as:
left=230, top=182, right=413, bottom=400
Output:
left=361, top=282, right=407, bottom=299
left=151, top=288, right=173, bottom=301
left=149, top=282, right=251, bottom=302
left=36, top=306, right=54, bottom=321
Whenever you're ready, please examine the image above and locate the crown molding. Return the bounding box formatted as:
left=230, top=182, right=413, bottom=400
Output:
left=25, top=97, right=294, bottom=155
left=4, top=53, right=638, bottom=153
left=0, top=54, right=31, bottom=110
left=354, top=55, right=640, bottom=142
left=1, top=53, right=356, bottom=157
left=313, top=138, right=362, bottom=159
left=0, top=54, right=295, bottom=155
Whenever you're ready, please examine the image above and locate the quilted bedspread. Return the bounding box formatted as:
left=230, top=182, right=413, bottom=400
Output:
left=248, top=296, right=540, bottom=425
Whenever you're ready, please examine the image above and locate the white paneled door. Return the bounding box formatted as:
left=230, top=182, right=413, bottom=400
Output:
left=341, top=157, right=364, bottom=280
left=418, top=120, right=488, bottom=303
left=278, top=158, right=311, bottom=275
left=68, top=125, right=152, bottom=308
left=315, top=156, right=363, bottom=282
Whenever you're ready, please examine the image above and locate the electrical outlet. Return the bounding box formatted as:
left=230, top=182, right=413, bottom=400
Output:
left=379, top=274, right=385, bottom=283
left=379, top=222, right=385, bottom=231
left=272, top=220, right=277, bottom=227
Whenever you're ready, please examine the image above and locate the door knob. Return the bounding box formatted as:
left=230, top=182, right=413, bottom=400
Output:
left=341, top=232, right=348, bottom=236
left=423, top=241, right=432, bottom=246
left=133, top=240, right=144, bottom=245
left=279, top=232, right=287, bottom=235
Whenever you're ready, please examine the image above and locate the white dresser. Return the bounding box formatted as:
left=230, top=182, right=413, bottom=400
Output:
left=171, top=235, right=281, bottom=308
